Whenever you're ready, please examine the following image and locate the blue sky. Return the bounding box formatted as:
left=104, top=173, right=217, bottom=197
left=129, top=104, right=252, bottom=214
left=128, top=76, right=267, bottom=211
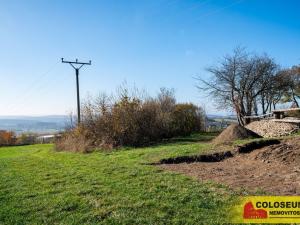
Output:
left=0, top=0, right=300, bottom=116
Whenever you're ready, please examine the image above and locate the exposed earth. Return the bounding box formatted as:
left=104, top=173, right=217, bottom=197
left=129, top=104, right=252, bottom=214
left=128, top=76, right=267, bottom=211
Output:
left=160, top=137, right=300, bottom=195
left=213, top=124, right=261, bottom=144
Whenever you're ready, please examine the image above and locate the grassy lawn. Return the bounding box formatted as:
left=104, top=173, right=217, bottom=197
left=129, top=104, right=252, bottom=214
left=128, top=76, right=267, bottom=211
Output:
left=0, top=134, right=237, bottom=224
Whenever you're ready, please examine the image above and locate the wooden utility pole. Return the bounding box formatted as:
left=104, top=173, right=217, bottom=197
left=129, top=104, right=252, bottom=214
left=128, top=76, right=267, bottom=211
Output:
left=61, top=58, right=91, bottom=124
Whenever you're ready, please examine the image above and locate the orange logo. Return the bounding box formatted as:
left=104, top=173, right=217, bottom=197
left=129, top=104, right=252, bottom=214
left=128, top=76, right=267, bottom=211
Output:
left=243, top=202, right=268, bottom=219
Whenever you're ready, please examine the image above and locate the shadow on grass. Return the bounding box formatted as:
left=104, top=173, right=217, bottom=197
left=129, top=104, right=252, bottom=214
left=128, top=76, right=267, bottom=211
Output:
left=157, top=138, right=281, bottom=165
left=97, top=132, right=221, bottom=153
left=159, top=132, right=220, bottom=145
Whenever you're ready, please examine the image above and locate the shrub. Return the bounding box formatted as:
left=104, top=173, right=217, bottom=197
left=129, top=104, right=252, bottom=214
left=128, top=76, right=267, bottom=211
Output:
left=56, top=88, right=206, bottom=152
left=0, top=130, right=16, bottom=146
left=55, top=127, right=93, bottom=153
left=171, top=103, right=205, bottom=136
left=16, top=133, right=37, bottom=145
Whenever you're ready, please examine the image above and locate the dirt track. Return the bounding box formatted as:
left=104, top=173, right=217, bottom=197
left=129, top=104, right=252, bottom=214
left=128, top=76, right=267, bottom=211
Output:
left=160, top=137, right=300, bottom=195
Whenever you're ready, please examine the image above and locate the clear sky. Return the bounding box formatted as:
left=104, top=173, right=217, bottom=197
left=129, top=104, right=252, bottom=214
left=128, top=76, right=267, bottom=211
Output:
left=0, top=0, right=300, bottom=116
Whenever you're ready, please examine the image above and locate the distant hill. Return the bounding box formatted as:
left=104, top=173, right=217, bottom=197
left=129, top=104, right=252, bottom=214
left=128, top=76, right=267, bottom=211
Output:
left=0, top=115, right=69, bottom=134
left=206, top=114, right=236, bottom=119
left=205, top=114, right=237, bottom=131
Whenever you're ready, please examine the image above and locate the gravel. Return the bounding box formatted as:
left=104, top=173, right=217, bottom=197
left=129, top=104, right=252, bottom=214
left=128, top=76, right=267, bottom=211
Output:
left=246, top=120, right=299, bottom=137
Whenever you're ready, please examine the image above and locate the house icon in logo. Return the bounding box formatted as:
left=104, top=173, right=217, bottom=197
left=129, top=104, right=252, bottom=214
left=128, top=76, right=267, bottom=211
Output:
left=243, top=202, right=268, bottom=219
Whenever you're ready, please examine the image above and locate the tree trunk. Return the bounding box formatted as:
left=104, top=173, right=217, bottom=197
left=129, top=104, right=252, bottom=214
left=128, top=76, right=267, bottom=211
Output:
left=290, top=87, right=299, bottom=108
left=292, top=93, right=299, bottom=107
left=237, top=113, right=244, bottom=126
left=261, top=95, right=266, bottom=114
left=240, top=101, right=247, bottom=126
left=253, top=97, right=258, bottom=116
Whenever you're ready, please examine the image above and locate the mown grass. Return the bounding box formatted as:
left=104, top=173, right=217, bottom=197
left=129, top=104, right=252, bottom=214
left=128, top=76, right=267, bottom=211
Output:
left=0, top=133, right=237, bottom=225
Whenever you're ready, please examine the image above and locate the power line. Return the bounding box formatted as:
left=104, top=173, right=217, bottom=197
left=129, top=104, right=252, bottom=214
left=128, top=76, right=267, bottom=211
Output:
left=8, top=71, right=67, bottom=115
left=61, top=58, right=91, bottom=124
left=196, top=0, right=245, bottom=21
left=4, top=64, right=57, bottom=114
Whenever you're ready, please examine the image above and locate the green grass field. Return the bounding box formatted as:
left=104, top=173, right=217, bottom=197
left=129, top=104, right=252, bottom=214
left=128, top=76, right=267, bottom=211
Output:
left=0, top=133, right=237, bottom=224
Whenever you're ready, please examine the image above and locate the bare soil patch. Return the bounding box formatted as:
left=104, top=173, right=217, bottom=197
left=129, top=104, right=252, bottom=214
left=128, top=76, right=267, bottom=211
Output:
left=160, top=137, right=300, bottom=195
left=213, top=124, right=261, bottom=144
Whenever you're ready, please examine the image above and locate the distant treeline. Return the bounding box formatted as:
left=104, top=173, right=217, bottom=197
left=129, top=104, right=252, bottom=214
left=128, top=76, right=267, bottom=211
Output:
left=0, top=131, right=36, bottom=146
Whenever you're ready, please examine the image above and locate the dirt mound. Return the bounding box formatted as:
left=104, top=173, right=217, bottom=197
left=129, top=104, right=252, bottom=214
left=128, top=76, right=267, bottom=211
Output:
left=254, top=138, right=300, bottom=165
left=160, top=136, right=300, bottom=195
left=213, top=124, right=261, bottom=144
left=246, top=120, right=299, bottom=137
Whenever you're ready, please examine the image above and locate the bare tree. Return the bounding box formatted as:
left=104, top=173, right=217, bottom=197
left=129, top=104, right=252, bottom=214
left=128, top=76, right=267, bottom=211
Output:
left=281, top=66, right=300, bottom=107
left=196, top=48, right=279, bottom=125
left=196, top=48, right=246, bottom=124
left=254, top=56, right=283, bottom=114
